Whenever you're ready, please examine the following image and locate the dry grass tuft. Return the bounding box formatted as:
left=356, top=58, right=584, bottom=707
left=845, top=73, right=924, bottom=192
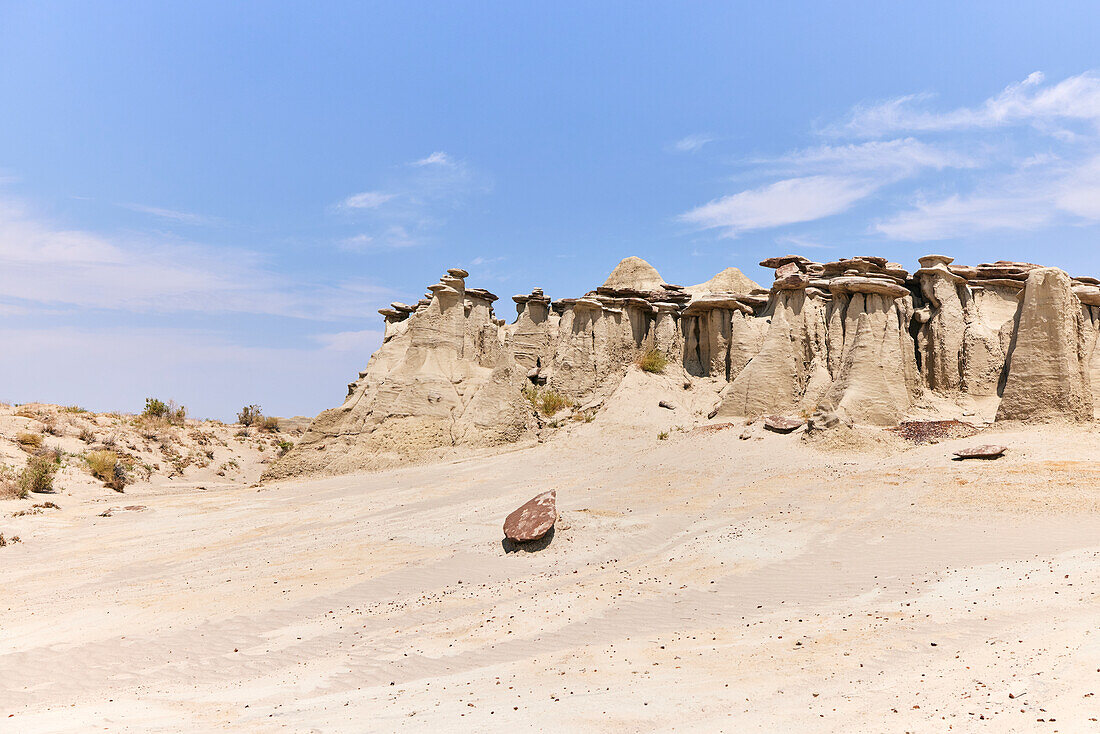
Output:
left=86, top=450, right=129, bottom=492
left=16, top=432, right=43, bottom=451
left=638, top=348, right=668, bottom=374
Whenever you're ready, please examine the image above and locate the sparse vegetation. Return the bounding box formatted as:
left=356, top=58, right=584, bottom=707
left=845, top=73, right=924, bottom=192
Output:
left=19, top=454, right=59, bottom=494
left=0, top=464, right=24, bottom=499
left=78, top=427, right=96, bottom=443
left=12, top=501, right=60, bottom=517
left=276, top=439, right=294, bottom=457
left=539, top=390, right=572, bottom=416
left=522, top=385, right=573, bottom=417
left=143, top=397, right=186, bottom=425
left=237, top=404, right=263, bottom=427
left=261, top=416, right=280, bottom=432
left=16, top=432, right=43, bottom=451
left=638, top=348, right=668, bottom=374
left=0, top=533, right=21, bottom=547
left=85, top=450, right=118, bottom=482
left=86, top=450, right=130, bottom=491
left=61, top=405, right=88, bottom=414
left=657, top=430, right=669, bottom=440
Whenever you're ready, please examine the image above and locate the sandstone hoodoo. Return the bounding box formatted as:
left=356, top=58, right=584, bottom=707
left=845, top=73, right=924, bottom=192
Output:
left=503, top=490, right=557, bottom=543
left=953, top=445, right=1008, bottom=460
left=264, top=254, right=1100, bottom=480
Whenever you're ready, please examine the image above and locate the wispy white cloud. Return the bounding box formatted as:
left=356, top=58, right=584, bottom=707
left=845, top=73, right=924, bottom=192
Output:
left=117, top=202, right=215, bottom=225
left=875, top=153, right=1100, bottom=240
left=340, top=190, right=395, bottom=209
left=0, top=197, right=392, bottom=318
left=334, top=152, right=488, bottom=249
left=411, top=151, right=452, bottom=167
left=774, top=233, right=834, bottom=250
left=468, top=255, right=506, bottom=266
left=874, top=194, right=1053, bottom=241
left=684, top=70, right=1100, bottom=242
left=680, top=175, right=877, bottom=236
left=672, top=134, right=716, bottom=153
left=770, top=137, right=978, bottom=175
left=839, top=71, right=1100, bottom=137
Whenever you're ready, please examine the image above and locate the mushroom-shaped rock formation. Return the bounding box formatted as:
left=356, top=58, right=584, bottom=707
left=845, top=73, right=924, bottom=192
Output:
left=264, top=252, right=1100, bottom=482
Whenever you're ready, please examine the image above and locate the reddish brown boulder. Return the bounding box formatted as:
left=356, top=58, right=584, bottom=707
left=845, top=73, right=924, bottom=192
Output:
left=763, top=415, right=804, bottom=434
left=953, top=445, right=1007, bottom=460
left=503, top=490, right=557, bottom=542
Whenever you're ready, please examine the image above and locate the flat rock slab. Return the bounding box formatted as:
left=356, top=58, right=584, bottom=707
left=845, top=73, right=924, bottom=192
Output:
left=953, top=445, right=1007, bottom=460
left=763, top=415, right=804, bottom=434
left=503, top=490, right=557, bottom=542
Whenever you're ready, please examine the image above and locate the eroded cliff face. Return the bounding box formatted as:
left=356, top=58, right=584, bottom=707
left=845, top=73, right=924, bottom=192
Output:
left=266, top=255, right=1100, bottom=479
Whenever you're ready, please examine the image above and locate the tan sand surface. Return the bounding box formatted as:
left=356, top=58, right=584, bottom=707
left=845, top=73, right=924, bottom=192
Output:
left=2, top=419, right=1099, bottom=731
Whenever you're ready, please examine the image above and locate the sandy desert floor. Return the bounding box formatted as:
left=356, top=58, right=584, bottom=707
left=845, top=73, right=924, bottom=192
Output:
left=2, top=412, right=1099, bottom=732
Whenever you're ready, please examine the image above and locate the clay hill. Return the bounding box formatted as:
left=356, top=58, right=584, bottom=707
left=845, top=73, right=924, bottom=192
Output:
left=265, top=255, right=1100, bottom=479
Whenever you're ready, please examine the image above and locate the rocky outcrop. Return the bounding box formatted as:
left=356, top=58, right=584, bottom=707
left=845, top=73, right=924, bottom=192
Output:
left=266, top=254, right=1099, bottom=480
left=996, top=268, right=1093, bottom=422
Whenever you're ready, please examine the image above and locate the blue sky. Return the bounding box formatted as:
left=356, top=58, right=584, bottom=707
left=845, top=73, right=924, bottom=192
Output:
left=2, top=2, right=1100, bottom=419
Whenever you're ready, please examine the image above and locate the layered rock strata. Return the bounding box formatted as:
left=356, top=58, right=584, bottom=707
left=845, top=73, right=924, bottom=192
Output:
left=267, top=254, right=1100, bottom=479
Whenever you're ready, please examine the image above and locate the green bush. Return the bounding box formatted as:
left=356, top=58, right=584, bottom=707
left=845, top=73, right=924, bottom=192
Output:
left=521, top=385, right=572, bottom=416
left=143, top=398, right=168, bottom=418
left=143, top=397, right=186, bottom=425
left=237, top=404, right=262, bottom=427
left=276, top=439, right=294, bottom=457
left=19, top=454, right=59, bottom=494
left=537, top=390, right=571, bottom=416
left=638, top=348, right=668, bottom=374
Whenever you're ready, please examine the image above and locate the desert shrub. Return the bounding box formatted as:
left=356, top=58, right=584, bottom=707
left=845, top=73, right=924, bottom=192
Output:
left=61, top=405, right=87, bottom=414
left=0, top=533, right=21, bottom=547
left=276, top=439, right=294, bottom=457
left=521, top=385, right=538, bottom=408
left=657, top=430, right=669, bottom=440
left=0, top=464, right=24, bottom=499
left=16, top=432, right=43, bottom=451
left=261, top=416, right=280, bottom=432
left=85, top=450, right=118, bottom=482
left=143, top=398, right=168, bottom=418
left=143, top=397, right=186, bottom=425
left=638, top=348, right=668, bottom=374
left=19, top=454, right=58, bottom=494
left=537, top=390, right=571, bottom=416
left=237, top=404, right=263, bottom=426
left=42, top=418, right=62, bottom=436
left=86, top=450, right=129, bottom=491
left=521, top=386, right=573, bottom=417
left=78, top=427, right=96, bottom=443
